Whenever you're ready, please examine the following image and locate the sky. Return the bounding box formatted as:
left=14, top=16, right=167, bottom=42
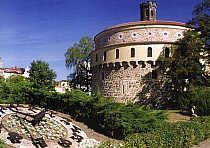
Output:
left=0, top=0, right=201, bottom=80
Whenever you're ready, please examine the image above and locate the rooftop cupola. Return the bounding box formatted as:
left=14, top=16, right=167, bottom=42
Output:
left=140, top=1, right=157, bottom=21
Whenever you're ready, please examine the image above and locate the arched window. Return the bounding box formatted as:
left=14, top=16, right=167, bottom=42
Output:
left=95, top=54, right=98, bottom=62
left=104, top=51, right=106, bottom=61
left=147, top=47, right=152, bottom=57
left=116, top=49, right=119, bottom=59
left=165, top=47, right=170, bottom=58
left=131, top=48, right=135, bottom=58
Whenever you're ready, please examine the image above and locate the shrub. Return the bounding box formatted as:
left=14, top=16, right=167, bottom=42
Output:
left=174, top=87, right=210, bottom=116
left=99, top=116, right=210, bottom=148
left=0, top=139, right=7, bottom=148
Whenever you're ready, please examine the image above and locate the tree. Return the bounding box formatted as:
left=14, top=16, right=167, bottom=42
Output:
left=167, top=30, right=208, bottom=94
left=166, top=0, right=210, bottom=107
left=6, top=75, right=31, bottom=104
left=29, top=60, right=56, bottom=90
left=65, top=36, right=94, bottom=91
left=190, top=0, right=210, bottom=52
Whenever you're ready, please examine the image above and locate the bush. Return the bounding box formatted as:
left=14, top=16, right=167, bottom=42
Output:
left=99, top=116, right=210, bottom=148
left=191, top=87, right=210, bottom=116
left=174, top=87, right=210, bottom=116
left=0, top=139, right=7, bottom=148
left=27, top=89, right=166, bottom=139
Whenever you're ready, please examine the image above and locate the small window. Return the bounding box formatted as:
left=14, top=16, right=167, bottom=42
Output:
left=116, top=49, right=119, bottom=59
left=147, top=47, right=152, bottom=57
left=104, top=51, right=107, bottom=61
left=151, top=10, right=154, bottom=17
left=164, top=32, right=168, bottom=36
left=148, top=32, right=152, bottom=35
left=152, top=70, right=158, bottom=79
left=178, top=34, right=181, bottom=37
left=102, top=72, right=104, bottom=80
left=146, top=9, right=149, bottom=16
left=95, top=54, right=98, bottom=62
left=132, top=33, right=137, bottom=38
left=119, top=34, right=123, bottom=39
left=122, top=85, right=125, bottom=94
left=165, top=48, right=170, bottom=58
left=131, top=48, right=135, bottom=58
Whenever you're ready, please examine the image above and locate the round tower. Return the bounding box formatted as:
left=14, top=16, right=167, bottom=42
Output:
left=91, top=1, right=191, bottom=105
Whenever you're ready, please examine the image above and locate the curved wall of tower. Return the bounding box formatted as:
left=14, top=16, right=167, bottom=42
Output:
left=91, top=21, right=189, bottom=104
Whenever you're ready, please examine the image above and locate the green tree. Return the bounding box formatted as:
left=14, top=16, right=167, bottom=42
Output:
left=6, top=75, right=31, bottom=104
left=65, top=36, right=94, bottom=91
left=167, top=0, right=210, bottom=107
left=168, top=31, right=207, bottom=94
left=191, top=0, right=210, bottom=52
left=29, top=60, right=56, bottom=90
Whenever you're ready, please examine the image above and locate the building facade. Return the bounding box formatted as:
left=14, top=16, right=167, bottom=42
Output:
left=91, top=1, right=191, bottom=105
left=0, top=58, right=30, bottom=79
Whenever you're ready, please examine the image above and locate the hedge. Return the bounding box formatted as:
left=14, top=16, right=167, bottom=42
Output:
left=99, top=116, right=210, bottom=148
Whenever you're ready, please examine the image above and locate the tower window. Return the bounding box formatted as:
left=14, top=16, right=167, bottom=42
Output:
left=165, top=47, right=170, bottom=58
left=95, top=54, right=98, bottom=62
left=152, top=70, right=158, bottom=79
left=131, top=48, right=135, bottom=58
left=146, top=8, right=149, bottom=16
left=147, top=47, right=152, bottom=57
left=116, top=49, right=119, bottom=59
left=119, top=34, right=123, bottom=39
left=151, top=10, right=154, bottom=17
left=102, top=72, right=104, bottom=80
left=104, top=51, right=106, bottom=61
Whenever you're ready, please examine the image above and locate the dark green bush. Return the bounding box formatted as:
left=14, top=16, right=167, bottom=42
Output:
left=174, top=87, right=210, bottom=116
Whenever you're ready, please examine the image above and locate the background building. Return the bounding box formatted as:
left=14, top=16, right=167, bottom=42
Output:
left=91, top=1, right=191, bottom=105
left=0, top=58, right=29, bottom=79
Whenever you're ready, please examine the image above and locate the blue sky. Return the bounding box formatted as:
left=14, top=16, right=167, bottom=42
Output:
left=0, top=0, right=201, bottom=80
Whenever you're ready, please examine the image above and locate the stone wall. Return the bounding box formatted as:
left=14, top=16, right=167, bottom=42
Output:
left=91, top=63, right=171, bottom=106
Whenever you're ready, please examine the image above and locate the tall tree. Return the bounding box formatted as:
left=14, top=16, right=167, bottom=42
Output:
left=65, top=36, right=94, bottom=91
left=167, top=30, right=207, bottom=94
left=167, top=0, right=210, bottom=101
left=191, top=0, right=210, bottom=51
left=29, top=60, right=56, bottom=90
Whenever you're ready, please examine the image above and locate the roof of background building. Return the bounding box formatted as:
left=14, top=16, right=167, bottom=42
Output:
left=0, top=67, right=25, bottom=74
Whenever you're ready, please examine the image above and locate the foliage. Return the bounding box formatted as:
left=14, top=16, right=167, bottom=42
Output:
left=0, top=86, right=165, bottom=139
left=166, top=0, right=210, bottom=109
left=167, top=30, right=208, bottom=96
left=65, top=36, right=94, bottom=91
left=189, top=87, right=210, bottom=116
left=29, top=60, right=56, bottom=90
left=173, top=86, right=210, bottom=116
left=6, top=75, right=31, bottom=104
left=39, top=90, right=166, bottom=139
left=99, top=116, right=210, bottom=148
left=0, top=139, right=7, bottom=148
left=191, top=0, right=210, bottom=52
